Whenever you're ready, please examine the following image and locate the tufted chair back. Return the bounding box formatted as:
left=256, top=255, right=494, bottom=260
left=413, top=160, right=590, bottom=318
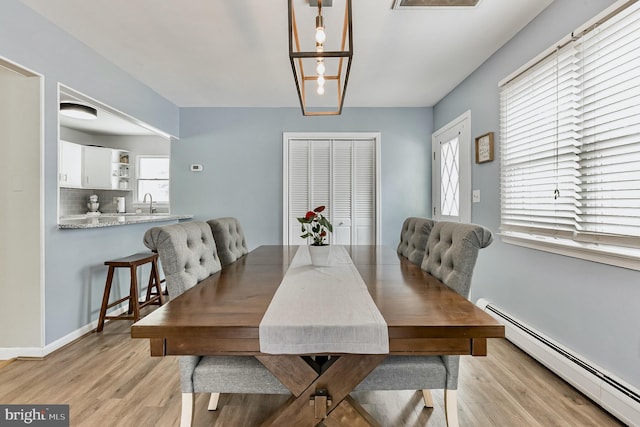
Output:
left=143, top=221, right=222, bottom=299
left=143, top=222, right=286, bottom=425
left=421, top=221, right=493, bottom=298
left=358, top=221, right=494, bottom=424
left=397, top=217, right=436, bottom=265
left=207, top=217, right=249, bottom=266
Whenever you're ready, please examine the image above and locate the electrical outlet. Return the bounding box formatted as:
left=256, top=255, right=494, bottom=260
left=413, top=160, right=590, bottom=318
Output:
left=473, top=190, right=481, bottom=203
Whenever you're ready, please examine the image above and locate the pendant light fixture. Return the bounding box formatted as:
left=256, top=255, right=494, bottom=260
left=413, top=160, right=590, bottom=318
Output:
left=288, top=0, right=353, bottom=116
left=60, top=102, right=98, bottom=120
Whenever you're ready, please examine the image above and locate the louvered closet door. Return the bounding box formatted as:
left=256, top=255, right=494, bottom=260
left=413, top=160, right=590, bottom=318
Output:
left=288, top=139, right=310, bottom=245
left=311, top=140, right=331, bottom=214
left=284, top=135, right=378, bottom=245
left=353, top=140, right=375, bottom=244
left=332, top=140, right=353, bottom=245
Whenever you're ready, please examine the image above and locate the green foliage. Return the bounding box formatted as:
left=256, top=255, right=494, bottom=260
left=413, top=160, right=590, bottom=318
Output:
left=296, top=205, right=333, bottom=246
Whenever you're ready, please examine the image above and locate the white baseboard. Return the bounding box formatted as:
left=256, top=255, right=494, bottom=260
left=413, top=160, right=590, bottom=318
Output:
left=0, top=346, right=45, bottom=360
left=476, top=298, right=640, bottom=427
left=0, top=306, right=128, bottom=360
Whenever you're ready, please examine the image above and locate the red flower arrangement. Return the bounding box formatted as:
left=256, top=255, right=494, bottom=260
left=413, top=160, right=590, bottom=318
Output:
left=297, top=205, right=333, bottom=246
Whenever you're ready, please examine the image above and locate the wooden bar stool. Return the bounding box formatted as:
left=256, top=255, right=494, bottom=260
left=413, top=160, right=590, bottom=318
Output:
left=96, top=252, right=164, bottom=332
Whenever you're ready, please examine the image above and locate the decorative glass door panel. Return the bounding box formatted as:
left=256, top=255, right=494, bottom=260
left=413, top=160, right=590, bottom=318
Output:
left=440, top=136, right=460, bottom=217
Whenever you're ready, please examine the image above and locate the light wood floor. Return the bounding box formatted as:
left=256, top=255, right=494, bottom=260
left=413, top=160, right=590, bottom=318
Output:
left=0, top=317, right=623, bottom=427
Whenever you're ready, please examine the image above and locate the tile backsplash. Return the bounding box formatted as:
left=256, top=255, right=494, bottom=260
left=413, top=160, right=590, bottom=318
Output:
left=60, top=188, right=133, bottom=216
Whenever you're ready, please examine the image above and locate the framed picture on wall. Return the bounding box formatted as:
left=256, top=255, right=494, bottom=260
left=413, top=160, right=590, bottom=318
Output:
left=475, top=132, right=494, bottom=164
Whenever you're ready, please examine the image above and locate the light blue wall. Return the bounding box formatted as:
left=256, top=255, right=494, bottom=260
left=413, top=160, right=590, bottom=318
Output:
left=174, top=108, right=432, bottom=248
left=0, top=1, right=178, bottom=136
left=0, top=0, right=180, bottom=344
left=434, top=0, right=640, bottom=389
left=9, top=0, right=634, bottom=394
left=0, top=0, right=432, bottom=345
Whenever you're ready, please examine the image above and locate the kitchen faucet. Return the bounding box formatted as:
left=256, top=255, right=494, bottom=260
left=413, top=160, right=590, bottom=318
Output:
left=143, top=193, right=154, bottom=214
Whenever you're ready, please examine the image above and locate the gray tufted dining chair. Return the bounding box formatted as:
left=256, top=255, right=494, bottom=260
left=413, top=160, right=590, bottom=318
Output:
left=143, top=221, right=288, bottom=427
left=397, top=217, right=436, bottom=265
left=206, top=217, right=249, bottom=266
left=356, top=221, right=493, bottom=427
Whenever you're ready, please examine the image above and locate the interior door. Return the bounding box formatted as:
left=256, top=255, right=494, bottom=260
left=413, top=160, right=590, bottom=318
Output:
left=287, top=139, right=310, bottom=245
left=353, top=140, right=375, bottom=244
left=283, top=133, right=380, bottom=245
left=332, top=140, right=352, bottom=245
left=432, top=111, right=471, bottom=223
left=0, top=62, right=43, bottom=349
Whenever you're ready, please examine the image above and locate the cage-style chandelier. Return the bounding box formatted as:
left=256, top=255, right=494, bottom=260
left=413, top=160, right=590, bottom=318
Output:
left=288, top=0, right=353, bottom=116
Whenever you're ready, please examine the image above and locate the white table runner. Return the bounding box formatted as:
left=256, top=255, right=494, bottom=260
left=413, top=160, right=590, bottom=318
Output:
left=259, top=245, right=389, bottom=354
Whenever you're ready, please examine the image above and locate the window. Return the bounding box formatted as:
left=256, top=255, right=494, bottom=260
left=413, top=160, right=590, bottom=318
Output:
left=432, top=110, right=471, bottom=222
left=499, top=0, right=640, bottom=269
left=440, top=136, right=460, bottom=217
left=136, top=156, right=170, bottom=203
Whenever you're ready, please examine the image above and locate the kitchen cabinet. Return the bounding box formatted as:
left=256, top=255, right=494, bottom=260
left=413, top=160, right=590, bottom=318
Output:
left=59, top=142, right=133, bottom=191
left=82, top=145, right=112, bottom=189
left=112, top=150, right=131, bottom=190
left=59, top=140, right=82, bottom=187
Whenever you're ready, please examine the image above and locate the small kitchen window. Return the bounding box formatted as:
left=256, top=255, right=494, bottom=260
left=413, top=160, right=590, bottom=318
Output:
left=136, top=155, right=170, bottom=204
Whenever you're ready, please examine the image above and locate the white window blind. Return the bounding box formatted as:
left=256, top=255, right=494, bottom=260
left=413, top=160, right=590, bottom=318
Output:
left=500, top=0, right=640, bottom=263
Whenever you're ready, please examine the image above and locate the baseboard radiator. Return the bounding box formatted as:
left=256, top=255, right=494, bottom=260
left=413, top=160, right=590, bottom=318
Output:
left=476, top=298, right=640, bottom=427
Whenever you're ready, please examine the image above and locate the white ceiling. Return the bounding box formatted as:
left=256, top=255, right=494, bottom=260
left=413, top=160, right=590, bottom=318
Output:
left=58, top=109, right=160, bottom=136
left=22, top=0, right=552, bottom=110
left=59, top=89, right=162, bottom=136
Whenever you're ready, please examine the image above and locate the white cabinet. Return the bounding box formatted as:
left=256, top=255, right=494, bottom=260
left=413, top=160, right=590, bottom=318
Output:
left=82, top=145, right=112, bottom=189
left=59, top=140, right=82, bottom=187
left=59, top=142, right=132, bottom=191
left=112, top=150, right=131, bottom=190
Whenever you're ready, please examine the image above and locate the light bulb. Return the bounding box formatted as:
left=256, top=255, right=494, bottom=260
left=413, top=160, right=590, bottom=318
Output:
left=317, top=75, right=325, bottom=87
left=317, top=85, right=325, bottom=95
left=315, top=14, right=326, bottom=45
left=316, top=61, right=326, bottom=75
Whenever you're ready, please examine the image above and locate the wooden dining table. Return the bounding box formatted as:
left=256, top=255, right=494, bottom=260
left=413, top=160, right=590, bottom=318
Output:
left=131, top=245, right=504, bottom=426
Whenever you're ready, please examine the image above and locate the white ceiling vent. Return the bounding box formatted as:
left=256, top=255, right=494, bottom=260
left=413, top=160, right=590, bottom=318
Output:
left=392, top=0, right=481, bottom=9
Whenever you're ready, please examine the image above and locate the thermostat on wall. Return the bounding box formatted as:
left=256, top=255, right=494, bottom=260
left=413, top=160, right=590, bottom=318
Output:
left=190, top=164, right=203, bottom=172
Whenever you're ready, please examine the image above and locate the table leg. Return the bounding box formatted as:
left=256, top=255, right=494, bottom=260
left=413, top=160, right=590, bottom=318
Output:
left=257, top=354, right=386, bottom=427
left=256, top=355, right=319, bottom=397
left=324, top=396, right=382, bottom=427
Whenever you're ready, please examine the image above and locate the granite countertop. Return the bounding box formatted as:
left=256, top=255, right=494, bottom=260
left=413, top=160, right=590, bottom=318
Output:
left=58, top=213, right=194, bottom=229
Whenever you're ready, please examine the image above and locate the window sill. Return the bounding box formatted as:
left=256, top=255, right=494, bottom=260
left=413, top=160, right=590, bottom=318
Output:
left=500, top=232, right=640, bottom=272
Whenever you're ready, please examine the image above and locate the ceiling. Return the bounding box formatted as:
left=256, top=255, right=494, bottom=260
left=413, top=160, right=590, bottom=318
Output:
left=59, top=89, right=161, bottom=136
left=22, top=0, right=552, bottom=111
left=59, top=111, right=159, bottom=136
